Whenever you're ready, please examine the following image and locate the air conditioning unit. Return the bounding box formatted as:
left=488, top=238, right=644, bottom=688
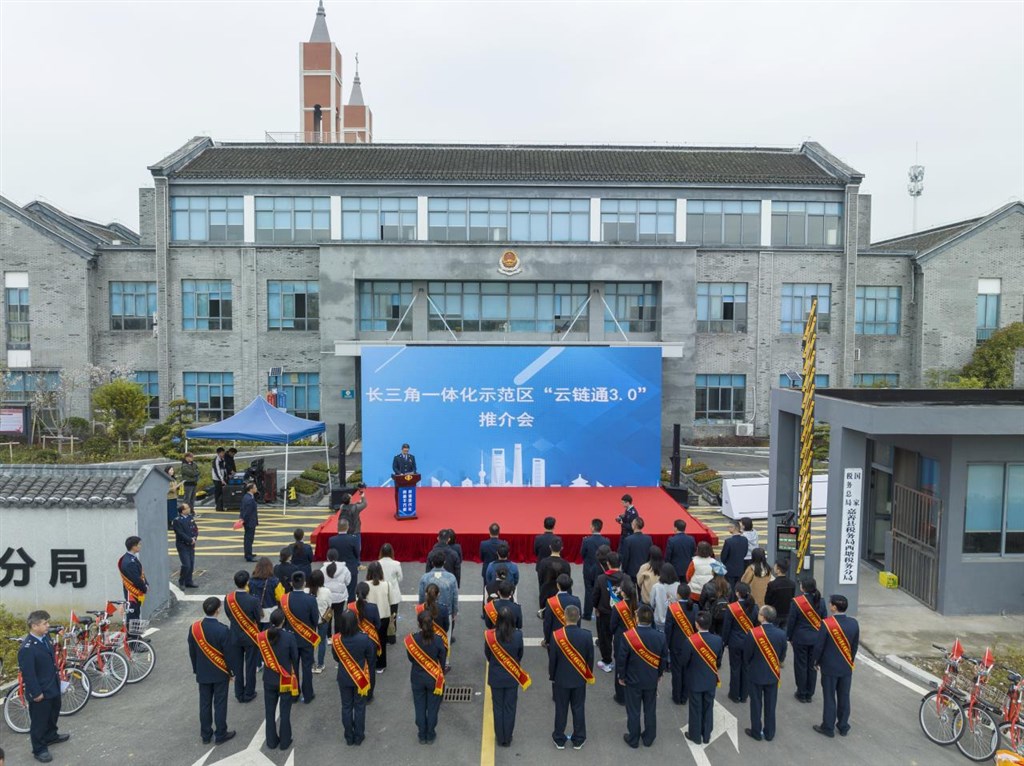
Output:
left=854, top=348, right=861, bottom=361
left=735, top=423, right=754, bottom=437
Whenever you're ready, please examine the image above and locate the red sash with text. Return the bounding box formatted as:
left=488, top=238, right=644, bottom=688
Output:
left=623, top=628, right=661, bottom=670
left=728, top=601, right=755, bottom=634
left=668, top=602, right=695, bottom=637
left=416, top=604, right=449, bottom=652
left=688, top=632, right=721, bottom=686
left=751, top=626, right=782, bottom=683
left=483, top=599, right=498, bottom=626
left=552, top=627, right=595, bottom=684
left=118, top=555, right=146, bottom=604
left=225, top=592, right=259, bottom=645
left=347, top=602, right=382, bottom=657
left=256, top=630, right=298, bottom=696
left=405, top=633, right=445, bottom=695
left=331, top=634, right=371, bottom=696
left=485, top=629, right=532, bottom=690
left=280, top=593, right=321, bottom=648
left=823, top=616, right=856, bottom=670
left=191, top=621, right=230, bottom=676
left=547, top=594, right=567, bottom=626
left=794, top=595, right=822, bottom=631
left=614, top=600, right=636, bottom=632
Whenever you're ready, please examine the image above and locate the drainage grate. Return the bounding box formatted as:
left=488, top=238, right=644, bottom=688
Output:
left=443, top=685, right=474, bottom=703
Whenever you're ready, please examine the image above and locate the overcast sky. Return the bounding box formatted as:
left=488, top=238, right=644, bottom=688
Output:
left=1, top=0, right=1021, bottom=241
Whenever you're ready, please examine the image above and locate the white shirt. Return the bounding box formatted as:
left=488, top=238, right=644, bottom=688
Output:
left=322, top=561, right=351, bottom=605
left=378, top=557, right=403, bottom=605
left=306, top=586, right=333, bottom=620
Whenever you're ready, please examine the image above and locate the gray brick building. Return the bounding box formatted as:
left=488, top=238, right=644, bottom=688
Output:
left=2, top=139, right=1022, bottom=446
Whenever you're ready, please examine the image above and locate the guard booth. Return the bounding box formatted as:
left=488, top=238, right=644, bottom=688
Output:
left=770, top=388, right=1024, bottom=616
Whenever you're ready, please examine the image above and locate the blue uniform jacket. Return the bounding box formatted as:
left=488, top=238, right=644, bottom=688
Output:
left=742, top=622, right=789, bottom=686
left=392, top=452, right=417, bottom=474
left=224, top=590, right=262, bottom=647
left=240, top=493, right=259, bottom=528
left=786, top=593, right=828, bottom=646
left=814, top=613, right=859, bottom=678
left=171, top=513, right=197, bottom=546
left=543, top=592, right=582, bottom=644
left=665, top=532, right=696, bottom=581
left=720, top=598, right=760, bottom=650
left=188, top=617, right=232, bottom=683
left=408, top=632, right=447, bottom=686
left=485, top=630, right=525, bottom=688
left=18, top=634, right=60, bottom=699
left=355, top=602, right=381, bottom=634
left=291, top=542, right=314, bottom=577
left=261, top=630, right=298, bottom=688
left=485, top=559, right=520, bottom=587
left=332, top=632, right=375, bottom=687
left=249, top=576, right=282, bottom=610
left=283, top=591, right=320, bottom=647
left=616, top=624, right=668, bottom=689
left=720, top=535, right=748, bottom=579
left=484, top=598, right=523, bottom=630
left=479, top=537, right=506, bottom=580
left=327, top=534, right=361, bottom=572
left=580, top=533, right=611, bottom=577
left=620, top=532, right=654, bottom=579
left=680, top=630, right=725, bottom=693
left=548, top=624, right=595, bottom=688
left=664, top=601, right=700, bottom=657
left=118, top=552, right=148, bottom=599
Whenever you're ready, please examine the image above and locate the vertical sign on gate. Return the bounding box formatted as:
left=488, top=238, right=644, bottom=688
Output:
left=839, top=467, right=863, bottom=584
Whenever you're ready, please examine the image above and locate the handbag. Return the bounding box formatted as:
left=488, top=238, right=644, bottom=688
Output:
left=259, top=578, right=272, bottom=623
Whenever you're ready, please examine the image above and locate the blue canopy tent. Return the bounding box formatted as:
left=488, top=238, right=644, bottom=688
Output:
left=185, top=396, right=330, bottom=514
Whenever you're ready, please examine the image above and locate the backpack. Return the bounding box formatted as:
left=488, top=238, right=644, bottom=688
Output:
left=711, top=597, right=730, bottom=627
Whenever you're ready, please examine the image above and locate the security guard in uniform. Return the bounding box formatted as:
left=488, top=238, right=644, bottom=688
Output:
left=548, top=604, right=593, bottom=750
left=813, top=594, right=859, bottom=738
left=225, top=570, right=262, bottom=702
left=118, top=536, right=149, bottom=635
left=187, top=597, right=235, bottom=745
left=664, top=583, right=699, bottom=705
left=721, top=582, right=759, bottom=703
left=171, top=502, right=199, bottom=588
left=742, top=605, right=788, bottom=741
left=616, top=603, right=668, bottom=748
left=681, top=611, right=725, bottom=746
left=18, top=611, right=69, bottom=763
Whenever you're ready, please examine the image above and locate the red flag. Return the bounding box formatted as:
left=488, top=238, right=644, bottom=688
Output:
left=950, top=638, right=964, bottom=660
left=106, top=601, right=117, bottom=616
left=982, top=646, right=994, bottom=669
left=70, top=610, right=79, bottom=624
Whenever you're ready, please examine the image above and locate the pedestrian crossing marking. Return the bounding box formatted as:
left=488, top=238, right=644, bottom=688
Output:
left=168, top=508, right=330, bottom=558
left=687, top=506, right=826, bottom=556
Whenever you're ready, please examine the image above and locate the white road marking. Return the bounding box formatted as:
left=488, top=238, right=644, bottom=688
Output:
left=170, top=582, right=207, bottom=602
left=681, top=700, right=738, bottom=766
left=859, top=653, right=929, bottom=695
left=142, top=627, right=159, bottom=638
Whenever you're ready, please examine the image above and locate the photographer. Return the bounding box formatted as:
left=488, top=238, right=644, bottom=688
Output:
left=339, top=485, right=368, bottom=539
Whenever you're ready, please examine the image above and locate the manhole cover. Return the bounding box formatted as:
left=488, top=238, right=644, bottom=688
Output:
left=443, top=685, right=473, bottom=702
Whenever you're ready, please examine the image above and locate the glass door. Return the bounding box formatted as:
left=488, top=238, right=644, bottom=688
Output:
left=865, top=467, right=892, bottom=566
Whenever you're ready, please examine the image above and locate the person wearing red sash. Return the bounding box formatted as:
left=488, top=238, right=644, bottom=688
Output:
left=484, top=607, right=527, bottom=747
left=225, top=570, right=262, bottom=703
left=483, top=580, right=522, bottom=630
left=259, top=610, right=298, bottom=751
left=741, top=605, right=788, bottom=741
left=721, top=582, right=759, bottom=703
left=407, top=610, right=447, bottom=744
left=664, top=583, right=699, bottom=705
left=280, top=572, right=321, bottom=704
left=187, top=597, right=235, bottom=746
left=616, top=604, right=668, bottom=748
left=548, top=603, right=593, bottom=750
left=813, top=594, right=859, bottom=738
left=118, top=536, right=148, bottom=636
left=786, top=577, right=827, bottom=704
left=681, top=611, right=725, bottom=746
left=542, top=574, right=581, bottom=647
left=332, top=609, right=375, bottom=746
left=609, top=578, right=638, bottom=705
left=350, top=582, right=381, bottom=699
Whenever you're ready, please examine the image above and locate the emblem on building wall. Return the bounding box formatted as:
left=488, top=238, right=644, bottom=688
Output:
left=498, top=250, right=522, bottom=276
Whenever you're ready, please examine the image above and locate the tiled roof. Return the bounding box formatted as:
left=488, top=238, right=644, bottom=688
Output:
left=0, top=465, right=152, bottom=507
left=170, top=144, right=849, bottom=186
left=867, top=218, right=981, bottom=254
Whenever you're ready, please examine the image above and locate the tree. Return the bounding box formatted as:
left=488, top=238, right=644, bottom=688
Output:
left=159, top=398, right=195, bottom=458
left=92, top=379, right=149, bottom=442
left=962, top=322, right=1024, bottom=388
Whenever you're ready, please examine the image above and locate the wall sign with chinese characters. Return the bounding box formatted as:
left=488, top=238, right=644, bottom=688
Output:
left=0, top=547, right=88, bottom=588
left=839, top=468, right=863, bottom=585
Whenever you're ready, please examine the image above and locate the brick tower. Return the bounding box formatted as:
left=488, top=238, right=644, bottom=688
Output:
left=344, top=56, right=373, bottom=143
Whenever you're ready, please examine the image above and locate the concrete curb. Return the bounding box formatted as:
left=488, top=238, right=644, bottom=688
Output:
left=884, top=654, right=941, bottom=688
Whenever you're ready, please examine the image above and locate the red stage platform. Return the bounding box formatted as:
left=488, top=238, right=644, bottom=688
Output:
left=311, top=486, right=716, bottom=564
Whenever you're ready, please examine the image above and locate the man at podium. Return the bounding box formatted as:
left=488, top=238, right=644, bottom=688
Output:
left=392, top=444, right=418, bottom=517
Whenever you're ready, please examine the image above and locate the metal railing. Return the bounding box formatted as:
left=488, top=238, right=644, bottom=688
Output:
left=891, top=483, right=942, bottom=609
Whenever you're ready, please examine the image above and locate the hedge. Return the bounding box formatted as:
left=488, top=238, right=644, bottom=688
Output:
left=682, top=462, right=708, bottom=475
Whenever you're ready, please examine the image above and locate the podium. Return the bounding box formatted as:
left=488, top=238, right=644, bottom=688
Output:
left=393, top=473, right=421, bottom=520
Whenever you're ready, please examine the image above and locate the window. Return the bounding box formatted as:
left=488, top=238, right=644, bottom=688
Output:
left=182, top=280, right=232, bottom=330
left=4, top=286, right=29, bottom=350
left=780, top=283, right=830, bottom=333
left=855, top=286, right=901, bottom=335
left=604, top=283, right=658, bottom=333
left=183, top=372, right=234, bottom=422
left=358, top=281, right=413, bottom=332
left=170, top=197, right=243, bottom=242
left=426, top=198, right=589, bottom=242
left=110, top=282, right=157, bottom=331
left=601, top=200, right=675, bottom=243
left=426, top=282, right=588, bottom=333
left=697, top=283, right=748, bottom=332
left=964, top=463, right=1024, bottom=555
left=779, top=374, right=829, bottom=388
left=695, top=374, right=746, bottom=422
left=268, top=281, right=319, bottom=331
left=977, top=279, right=1001, bottom=343
left=255, top=197, right=330, bottom=243
left=771, top=201, right=843, bottom=246
left=267, top=372, right=320, bottom=420
left=687, top=201, right=760, bottom=245
left=134, top=371, right=159, bottom=419
left=341, top=198, right=417, bottom=241
left=2, top=370, right=59, bottom=403
left=854, top=373, right=899, bottom=387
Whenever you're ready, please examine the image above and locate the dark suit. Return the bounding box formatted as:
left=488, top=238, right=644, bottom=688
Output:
left=549, top=624, right=594, bottom=747
left=815, top=613, right=859, bottom=735
left=619, top=532, right=653, bottom=580
left=743, top=622, right=788, bottom=740
left=580, top=533, right=610, bottom=620
left=720, top=597, right=759, bottom=702
left=18, top=633, right=62, bottom=756
left=291, top=542, right=314, bottom=578
left=224, top=590, right=261, bottom=701
left=261, top=630, right=298, bottom=749
left=240, top=492, right=259, bottom=560
left=187, top=617, right=232, bottom=743
left=720, top=534, right=748, bottom=587
left=542, top=592, right=582, bottom=645
left=534, top=531, right=558, bottom=570
left=665, top=532, right=696, bottom=582
left=408, top=633, right=447, bottom=742
left=479, top=537, right=506, bottom=582
left=427, top=542, right=462, bottom=586
left=392, top=452, right=417, bottom=509
left=483, top=598, right=523, bottom=630
left=333, top=632, right=375, bottom=745
left=282, top=591, right=320, bottom=703
left=664, top=600, right=699, bottom=704
left=786, top=593, right=828, bottom=701
left=353, top=602, right=381, bottom=697
left=616, top=625, right=668, bottom=748
left=328, top=533, right=361, bottom=602
left=171, top=512, right=198, bottom=586
left=681, top=630, right=725, bottom=744
left=537, top=555, right=571, bottom=610
left=485, top=629, right=525, bottom=746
